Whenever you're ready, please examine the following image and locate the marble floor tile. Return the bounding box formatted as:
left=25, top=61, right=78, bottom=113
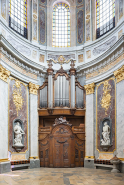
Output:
left=0, top=168, right=124, bottom=185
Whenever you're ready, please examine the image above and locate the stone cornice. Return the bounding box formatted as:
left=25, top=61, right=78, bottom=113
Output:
left=77, top=35, right=124, bottom=76
left=84, top=83, right=95, bottom=95
left=29, top=82, right=39, bottom=95
left=0, top=64, right=10, bottom=83
left=0, top=35, right=47, bottom=77
left=114, top=65, right=124, bottom=83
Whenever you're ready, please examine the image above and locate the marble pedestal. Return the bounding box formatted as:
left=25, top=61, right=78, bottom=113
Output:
left=0, top=162, right=11, bottom=173
left=84, top=159, right=94, bottom=168
left=30, top=159, right=40, bottom=169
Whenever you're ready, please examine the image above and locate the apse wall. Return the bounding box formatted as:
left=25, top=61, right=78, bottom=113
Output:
left=0, top=0, right=124, bottom=173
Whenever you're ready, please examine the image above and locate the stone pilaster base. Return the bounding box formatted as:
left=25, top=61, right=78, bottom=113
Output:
left=84, top=159, right=94, bottom=169
left=119, top=161, right=124, bottom=173
left=0, top=162, right=11, bottom=174
left=30, top=159, right=40, bottom=169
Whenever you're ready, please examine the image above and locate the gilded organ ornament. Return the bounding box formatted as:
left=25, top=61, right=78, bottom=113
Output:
left=13, top=79, right=24, bottom=116
left=100, top=81, right=111, bottom=115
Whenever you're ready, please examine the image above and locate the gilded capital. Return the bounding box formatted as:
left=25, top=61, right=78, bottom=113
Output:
left=0, top=64, right=11, bottom=83
left=114, top=65, right=124, bottom=83
left=29, top=82, right=39, bottom=95
left=84, top=83, right=95, bottom=95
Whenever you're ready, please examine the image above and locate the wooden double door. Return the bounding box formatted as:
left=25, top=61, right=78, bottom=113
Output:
left=39, top=124, right=85, bottom=167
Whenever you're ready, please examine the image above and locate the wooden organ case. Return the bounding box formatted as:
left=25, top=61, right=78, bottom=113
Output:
left=39, top=117, right=85, bottom=168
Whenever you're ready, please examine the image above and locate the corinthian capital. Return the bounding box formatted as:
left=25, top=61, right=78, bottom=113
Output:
left=84, top=82, right=95, bottom=95
left=29, top=82, right=39, bottom=95
left=0, top=64, right=11, bottom=83
left=114, top=65, right=124, bottom=83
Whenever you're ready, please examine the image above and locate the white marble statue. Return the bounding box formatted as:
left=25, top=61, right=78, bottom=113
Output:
left=14, top=122, right=25, bottom=146
left=101, top=122, right=110, bottom=145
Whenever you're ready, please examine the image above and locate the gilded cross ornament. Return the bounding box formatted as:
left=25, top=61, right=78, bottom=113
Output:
left=0, top=64, right=10, bottom=83
left=13, top=79, right=24, bottom=116
left=29, top=82, right=39, bottom=95
left=114, top=65, right=124, bottom=83
left=84, top=83, right=95, bottom=95
left=100, top=80, right=111, bottom=115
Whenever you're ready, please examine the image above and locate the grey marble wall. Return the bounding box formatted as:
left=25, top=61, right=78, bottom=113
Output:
left=29, top=94, right=39, bottom=158
left=85, top=93, right=94, bottom=157
left=116, top=80, right=124, bottom=159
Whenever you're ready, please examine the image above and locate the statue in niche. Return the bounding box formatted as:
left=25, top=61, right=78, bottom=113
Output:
left=14, top=122, right=25, bottom=146
left=101, top=122, right=110, bottom=145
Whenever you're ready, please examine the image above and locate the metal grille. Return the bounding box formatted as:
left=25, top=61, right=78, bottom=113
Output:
left=52, top=2, right=70, bottom=47
left=9, top=0, right=27, bottom=38
left=96, top=0, right=115, bottom=39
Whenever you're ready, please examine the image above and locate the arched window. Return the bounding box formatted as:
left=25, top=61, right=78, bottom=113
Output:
left=9, top=0, right=27, bottom=39
left=96, top=0, right=115, bottom=39
left=52, top=2, right=70, bottom=47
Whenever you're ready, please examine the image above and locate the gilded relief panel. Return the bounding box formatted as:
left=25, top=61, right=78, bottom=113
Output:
left=9, top=77, right=28, bottom=153
left=39, top=9, right=45, bottom=44
left=96, top=78, right=116, bottom=152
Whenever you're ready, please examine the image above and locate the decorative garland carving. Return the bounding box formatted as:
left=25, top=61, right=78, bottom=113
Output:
left=84, top=83, right=95, bottom=95
left=0, top=64, right=10, bottom=83
left=100, top=81, right=111, bottom=115
left=54, top=66, right=69, bottom=80
left=29, top=82, right=39, bottom=95
left=114, top=65, right=124, bottom=83
left=13, top=79, right=24, bottom=116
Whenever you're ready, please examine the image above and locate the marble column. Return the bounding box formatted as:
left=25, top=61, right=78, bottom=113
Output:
left=47, top=60, right=54, bottom=109
left=114, top=66, right=124, bottom=173
left=84, top=83, right=95, bottom=168
left=0, top=65, right=11, bottom=174
left=29, top=82, right=40, bottom=168
left=70, top=60, right=76, bottom=109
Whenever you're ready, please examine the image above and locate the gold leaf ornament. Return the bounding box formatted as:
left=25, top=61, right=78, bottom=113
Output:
left=100, top=81, right=111, bottom=115
left=13, top=80, right=24, bottom=116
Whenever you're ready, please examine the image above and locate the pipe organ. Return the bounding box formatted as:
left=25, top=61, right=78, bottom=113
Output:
left=38, top=60, right=85, bottom=112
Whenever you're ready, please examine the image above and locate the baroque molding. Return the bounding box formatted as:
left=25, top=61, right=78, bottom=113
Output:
left=0, top=64, right=10, bottom=83
left=77, top=36, right=124, bottom=77
left=0, top=47, right=46, bottom=78
left=29, top=82, right=39, bottom=95
left=84, top=82, right=95, bottom=95
left=114, top=65, right=124, bottom=83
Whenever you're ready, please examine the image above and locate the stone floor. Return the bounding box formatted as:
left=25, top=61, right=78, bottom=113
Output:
left=0, top=167, right=124, bottom=185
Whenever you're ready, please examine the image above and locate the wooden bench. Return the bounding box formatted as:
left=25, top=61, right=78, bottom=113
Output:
left=94, top=159, right=113, bottom=170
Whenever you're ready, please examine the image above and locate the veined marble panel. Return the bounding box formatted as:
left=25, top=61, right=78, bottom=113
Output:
left=39, top=9, right=45, bottom=44
left=116, top=80, right=124, bottom=158
left=77, top=10, right=84, bottom=44
left=0, top=80, right=8, bottom=159
left=8, top=78, right=28, bottom=153
left=96, top=78, right=115, bottom=152
left=86, top=93, right=94, bottom=157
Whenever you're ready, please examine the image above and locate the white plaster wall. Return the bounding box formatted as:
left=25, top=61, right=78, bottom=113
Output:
left=85, top=93, right=94, bottom=157
left=116, top=80, right=124, bottom=158
left=0, top=79, right=8, bottom=159
left=29, top=93, right=38, bottom=157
